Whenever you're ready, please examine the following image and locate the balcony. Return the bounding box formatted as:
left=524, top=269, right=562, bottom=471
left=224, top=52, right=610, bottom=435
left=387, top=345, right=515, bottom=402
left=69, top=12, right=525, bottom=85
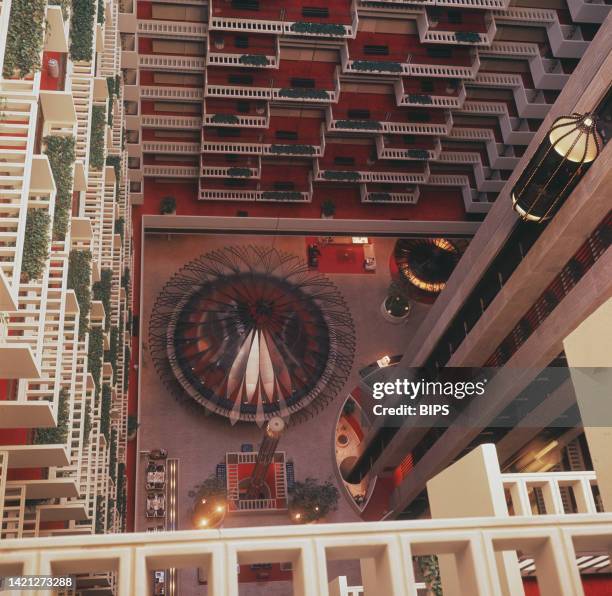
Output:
left=204, top=63, right=341, bottom=103
left=138, top=54, right=206, bottom=72
left=0, top=514, right=609, bottom=594
left=0, top=345, right=41, bottom=379
left=208, top=0, right=357, bottom=38
left=416, top=11, right=496, bottom=47
left=5, top=478, right=80, bottom=500
left=140, top=85, right=203, bottom=102
left=136, top=19, right=207, bottom=40
left=326, top=96, right=454, bottom=136
left=140, top=115, right=201, bottom=130
left=142, top=165, right=199, bottom=178
left=1, top=445, right=70, bottom=468
left=360, top=183, right=420, bottom=205
left=201, top=156, right=261, bottom=179
left=394, top=78, right=466, bottom=109
left=206, top=33, right=279, bottom=69
left=202, top=99, right=270, bottom=128
left=314, top=145, right=431, bottom=184
left=375, top=136, right=442, bottom=161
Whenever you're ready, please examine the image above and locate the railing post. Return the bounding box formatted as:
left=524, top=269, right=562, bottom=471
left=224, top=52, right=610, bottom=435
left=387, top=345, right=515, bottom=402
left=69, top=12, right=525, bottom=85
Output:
left=564, top=298, right=612, bottom=512
left=427, top=444, right=524, bottom=595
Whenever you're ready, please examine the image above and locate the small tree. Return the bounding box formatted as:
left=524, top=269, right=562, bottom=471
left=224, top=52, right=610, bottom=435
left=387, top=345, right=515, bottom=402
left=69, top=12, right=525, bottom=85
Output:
left=289, top=477, right=339, bottom=523
left=342, top=398, right=356, bottom=417
left=127, top=414, right=139, bottom=440
left=160, top=196, right=176, bottom=214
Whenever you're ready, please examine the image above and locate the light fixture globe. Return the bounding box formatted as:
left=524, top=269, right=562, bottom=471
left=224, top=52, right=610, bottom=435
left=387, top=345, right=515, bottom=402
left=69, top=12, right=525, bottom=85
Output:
left=149, top=246, right=355, bottom=426
left=512, top=113, right=602, bottom=222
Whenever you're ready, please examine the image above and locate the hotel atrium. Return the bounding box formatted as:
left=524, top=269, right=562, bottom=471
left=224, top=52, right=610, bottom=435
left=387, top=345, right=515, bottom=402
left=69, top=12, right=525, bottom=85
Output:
left=0, top=0, right=611, bottom=594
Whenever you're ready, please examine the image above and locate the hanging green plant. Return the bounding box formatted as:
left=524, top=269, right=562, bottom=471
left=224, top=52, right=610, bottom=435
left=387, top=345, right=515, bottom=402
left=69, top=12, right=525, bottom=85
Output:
left=88, top=327, right=104, bottom=397
left=406, top=148, right=429, bottom=160
left=335, top=119, right=382, bottom=130
left=279, top=88, right=329, bottom=100
left=368, top=192, right=391, bottom=202
left=2, top=0, right=46, bottom=79
left=95, top=499, right=104, bottom=534
left=123, top=345, right=131, bottom=391
left=83, top=402, right=92, bottom=444
left=70, top=0, right=96, bottom=61
left=114, top=216, right=125, bottom=240
left=269, top=144, right=316, bottom=155
left=93, top=268, right=112, bottom=330
left=106, top=154, right=121, bottom=193
left=89, top=105, right=106, bottom=170
left=418, top=555, right=442, bottom=595
left=121, top=267, right=130, bottom=290
left=105, top=325, right=119, bottom=380
left=33, top=389, right=70, bottom=444
left=109, top=429, right=117, bottom=482
left=351, top=60, right=402, bottom=73
left=289, top=22, right=346, bottom=36
left=261, top=190, right=303, bottom=201
left=455, top=31, right=481, bottom=43
left=21, top=210, right=50, bottom=282
left=227, top=167, right=252, bottom=177
left=211, top=114, right=240, bottom=124
left=322, top=170, right=360, bottom=181
left=44, top=135, right=76, bottom=241
left=100, top=383, right=112, bottom=441
left=68, top=249, right=92, bottom=339
left=239, top=54, right=269, bottom=66
left=407, top=94, right=433, bottom=105
left=97, top=0, right=105, bottom=23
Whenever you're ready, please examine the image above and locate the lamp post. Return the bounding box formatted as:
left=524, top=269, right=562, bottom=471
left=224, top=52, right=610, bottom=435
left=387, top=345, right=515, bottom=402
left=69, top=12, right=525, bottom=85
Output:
left=246, top=416, right=285, bottom=498
left=511, top=113, right=602, bottom=222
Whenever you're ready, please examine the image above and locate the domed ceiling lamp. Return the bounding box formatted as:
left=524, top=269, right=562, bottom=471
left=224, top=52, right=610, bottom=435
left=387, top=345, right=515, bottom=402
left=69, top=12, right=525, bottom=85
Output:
left=512, top=113, right=602, bottom=223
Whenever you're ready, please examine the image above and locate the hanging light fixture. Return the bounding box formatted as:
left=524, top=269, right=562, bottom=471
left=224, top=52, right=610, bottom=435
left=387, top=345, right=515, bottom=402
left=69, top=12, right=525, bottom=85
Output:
left=511, top=113, right=602, bottom=222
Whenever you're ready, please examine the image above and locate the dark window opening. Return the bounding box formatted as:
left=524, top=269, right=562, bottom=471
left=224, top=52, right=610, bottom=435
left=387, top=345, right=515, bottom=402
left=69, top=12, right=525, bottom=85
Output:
left=302, top=6, right=329, bottom=17
left=364, top=45, right=389, bottom=56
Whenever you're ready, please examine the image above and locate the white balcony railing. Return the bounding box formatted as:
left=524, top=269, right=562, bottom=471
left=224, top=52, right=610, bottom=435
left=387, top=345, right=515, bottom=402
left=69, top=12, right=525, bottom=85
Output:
left=1, top=515, right=610, bottom=595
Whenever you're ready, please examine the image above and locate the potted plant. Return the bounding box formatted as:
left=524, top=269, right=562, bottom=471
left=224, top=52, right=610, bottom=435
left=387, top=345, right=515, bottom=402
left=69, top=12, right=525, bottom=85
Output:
left=160, top=196, right=176, bottom=215
left=381, top=281, right=412, bottom=323
left=213, top=36, right=225, bottom=50
left=288, top=477, right=339, bottom=524
left=321, top=199, right=336, bottom=219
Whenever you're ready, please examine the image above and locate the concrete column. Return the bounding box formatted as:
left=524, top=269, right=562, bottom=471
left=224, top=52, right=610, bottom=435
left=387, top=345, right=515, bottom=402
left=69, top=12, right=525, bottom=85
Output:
left=426, top=444, right=524, bottom=596
left=563, top=297, right=612, bottom=512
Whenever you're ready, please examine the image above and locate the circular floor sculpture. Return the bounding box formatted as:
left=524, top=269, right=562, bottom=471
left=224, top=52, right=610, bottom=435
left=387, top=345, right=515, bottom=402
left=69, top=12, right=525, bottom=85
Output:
left=149, top=245, right=356, bottom=425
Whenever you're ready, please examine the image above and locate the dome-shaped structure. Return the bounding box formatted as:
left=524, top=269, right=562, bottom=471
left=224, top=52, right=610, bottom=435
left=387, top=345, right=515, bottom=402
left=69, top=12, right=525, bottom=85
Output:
left=149, top=246, right=355, bottom=425
left=394, top=238, right=460, bottom=303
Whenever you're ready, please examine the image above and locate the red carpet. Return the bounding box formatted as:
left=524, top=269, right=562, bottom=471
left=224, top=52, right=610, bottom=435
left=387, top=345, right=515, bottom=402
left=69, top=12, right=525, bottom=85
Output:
left=305, top=237, right=373, bottom=274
